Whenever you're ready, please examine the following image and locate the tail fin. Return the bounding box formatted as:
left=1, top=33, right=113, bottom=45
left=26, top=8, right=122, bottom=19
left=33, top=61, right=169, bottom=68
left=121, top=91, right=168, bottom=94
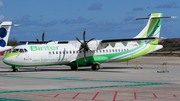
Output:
left=0, top=21, right=17, bottom=47
left=134, top=13, right=163, bottom=39
left=134, top=13, right=176, bottom=44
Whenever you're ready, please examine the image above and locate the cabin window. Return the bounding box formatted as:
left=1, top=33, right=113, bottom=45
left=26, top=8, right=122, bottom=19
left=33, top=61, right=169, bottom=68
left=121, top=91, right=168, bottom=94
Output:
left=109, top=49, right=111, bottom=52
left=106, top=50, right=108, bottom=52
left=118, top=49, right=120, bottom=52
left=103, top=50, right=105, bottom=53
left=112, top=49, right=114, bottom=52
left=63, top=51, right=65, bottom=54
left=49, top=51, right=51, bottom=54
left=127, top=49, right=129, bottom=51
left=96, top=50, right=98, bottom=53
left=73, top=51, right=75, bottom=54
left=59, top=51, right=61, bottom=54
left=66, top=51, right=68, bottom=54
left=53, top=51, right=55, bottom=54
left=77, top=51, right=78, bottom=53
left=56, top=51, right=58, bottom=54
left=124, top=49, right=126, bottom=52
left=115, top=49, right=117, bottom=52
left=69, top=51, right=72, bottom=54
left=121, top=49, right=123, bottom=52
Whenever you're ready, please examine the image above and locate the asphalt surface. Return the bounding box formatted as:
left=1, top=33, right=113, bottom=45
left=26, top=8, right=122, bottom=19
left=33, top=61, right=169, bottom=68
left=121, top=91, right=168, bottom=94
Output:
left=0, top=56, right=180, bottom=101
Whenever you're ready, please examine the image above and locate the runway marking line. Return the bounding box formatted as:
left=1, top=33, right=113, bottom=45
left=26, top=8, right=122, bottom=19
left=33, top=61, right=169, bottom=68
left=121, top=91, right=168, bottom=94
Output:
left=113, top=91, right=117, bottom=101
left=72, top=93, right=79, bottom=99
left=92, top=92, right=99, bottom=100
left=53, top=94, right=59, bottom=98
left=37, top=91, right=180, bottom=101
left=0, top=75, right=173, bottom=94
left=134, top=92, right=137, bottom=100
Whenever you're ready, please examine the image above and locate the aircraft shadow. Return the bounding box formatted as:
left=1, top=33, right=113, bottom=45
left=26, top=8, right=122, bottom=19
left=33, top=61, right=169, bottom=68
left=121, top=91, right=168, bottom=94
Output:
left=0, top=66, right=137, bottom=73
left=102, top=67, right=136, bottom=69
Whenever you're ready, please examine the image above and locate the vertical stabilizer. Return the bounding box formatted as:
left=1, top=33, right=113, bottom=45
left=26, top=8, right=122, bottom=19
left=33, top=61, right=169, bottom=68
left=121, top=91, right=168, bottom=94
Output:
left=134, top=13, right=163, bottom=39
left=0, top=21, right=13, bottom=47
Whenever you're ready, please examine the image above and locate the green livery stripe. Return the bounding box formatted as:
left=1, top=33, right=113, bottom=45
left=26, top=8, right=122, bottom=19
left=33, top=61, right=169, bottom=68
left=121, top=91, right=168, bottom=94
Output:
left=141, top=19, right=157, bottom=38
left=141, top=13, right=162, bottom=38
left=152, top=13, right=160, bottom=17
left=3, top=53, right=22, bottom=60
left=3, top=61, right=63, bottom=67
left=118, top=44, right=156, bottom=62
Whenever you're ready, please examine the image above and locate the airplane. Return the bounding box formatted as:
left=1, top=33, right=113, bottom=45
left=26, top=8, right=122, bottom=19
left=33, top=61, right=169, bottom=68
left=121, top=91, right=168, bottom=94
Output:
left=3, top=13, right=176, bottom=72
left=0, top=21, right=17, bottom=52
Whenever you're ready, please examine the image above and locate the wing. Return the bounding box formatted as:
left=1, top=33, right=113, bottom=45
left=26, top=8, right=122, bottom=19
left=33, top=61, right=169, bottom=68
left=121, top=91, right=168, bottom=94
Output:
left=19, top=41, right=68, bottom=45
left=101, top=37, right=158, bottom=43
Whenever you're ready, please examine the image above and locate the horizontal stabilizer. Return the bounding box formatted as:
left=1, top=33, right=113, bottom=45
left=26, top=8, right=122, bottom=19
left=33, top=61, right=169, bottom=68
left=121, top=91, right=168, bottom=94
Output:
left=136, top=16, right=177, bottom=20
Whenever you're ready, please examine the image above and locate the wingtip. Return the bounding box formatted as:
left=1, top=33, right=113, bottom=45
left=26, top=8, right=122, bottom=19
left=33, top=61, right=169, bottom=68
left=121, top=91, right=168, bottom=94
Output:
left=171, top=16, right=177, bottom=18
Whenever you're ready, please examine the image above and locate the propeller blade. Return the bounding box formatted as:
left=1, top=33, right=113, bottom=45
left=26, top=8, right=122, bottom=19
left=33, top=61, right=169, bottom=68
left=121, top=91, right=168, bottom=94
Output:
left=87, top=46, right=93, bottom=52
left=42, top=31, right=45, bottom=43
left=79, top=47, right=84, bottom=51
left=83, top=29, right=86, bottom=43
left=76, top=37, right=83, bottom=44
left=86, top=38, right=95, bottom=43
left=36, top=37, right=39, bottom=43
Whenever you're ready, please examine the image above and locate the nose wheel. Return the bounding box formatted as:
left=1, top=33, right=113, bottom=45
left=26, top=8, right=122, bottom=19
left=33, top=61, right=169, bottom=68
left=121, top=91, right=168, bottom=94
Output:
left=12, top=66, right=18, bottom=72
left=91, top=64, right=100, bottom=70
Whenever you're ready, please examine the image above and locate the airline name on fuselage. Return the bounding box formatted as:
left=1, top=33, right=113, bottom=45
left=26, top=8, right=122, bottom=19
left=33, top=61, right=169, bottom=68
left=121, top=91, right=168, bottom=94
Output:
left=30, top=46, right=59, bottom=51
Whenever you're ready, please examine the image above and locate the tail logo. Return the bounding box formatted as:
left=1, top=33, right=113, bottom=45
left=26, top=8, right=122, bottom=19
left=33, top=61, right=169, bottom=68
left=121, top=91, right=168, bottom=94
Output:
left=0, top=28, right=7, bottom=47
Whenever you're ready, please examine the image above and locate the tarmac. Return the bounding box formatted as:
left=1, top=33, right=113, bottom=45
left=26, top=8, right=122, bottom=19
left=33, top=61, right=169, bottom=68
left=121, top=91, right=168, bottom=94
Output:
left=0, top=56, right=180, bottom=101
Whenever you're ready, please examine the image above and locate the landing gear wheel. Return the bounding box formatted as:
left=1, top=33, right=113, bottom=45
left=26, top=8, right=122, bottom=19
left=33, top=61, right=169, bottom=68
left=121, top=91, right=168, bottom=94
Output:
left=70, top=66, right=77, bottom=70
left=12, top=66, right=18, bottom=72
left=92, top=64, right=100, bottom=70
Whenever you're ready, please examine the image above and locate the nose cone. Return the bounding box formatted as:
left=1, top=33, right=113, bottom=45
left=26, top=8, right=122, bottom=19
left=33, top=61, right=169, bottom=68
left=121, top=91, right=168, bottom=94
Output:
left=3, top=53, right=22, bottom=65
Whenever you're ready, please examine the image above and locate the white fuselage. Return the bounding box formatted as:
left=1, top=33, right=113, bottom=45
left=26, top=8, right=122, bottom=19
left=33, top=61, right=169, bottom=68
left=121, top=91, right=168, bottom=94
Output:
left=4, top=42, right=134, bottom=66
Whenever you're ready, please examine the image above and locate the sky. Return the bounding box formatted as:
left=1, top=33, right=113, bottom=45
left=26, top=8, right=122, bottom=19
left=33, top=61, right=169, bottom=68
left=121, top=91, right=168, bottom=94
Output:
left=0, top=0, right=180, bottom=42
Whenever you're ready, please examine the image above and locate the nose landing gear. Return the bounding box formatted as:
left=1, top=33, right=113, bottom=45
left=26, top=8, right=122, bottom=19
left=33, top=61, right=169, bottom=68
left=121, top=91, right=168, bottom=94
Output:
left=12, top=66, right=18, bottom=72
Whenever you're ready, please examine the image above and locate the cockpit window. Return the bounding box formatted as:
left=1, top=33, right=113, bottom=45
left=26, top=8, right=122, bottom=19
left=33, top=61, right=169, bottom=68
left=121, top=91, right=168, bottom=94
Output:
left=19, top=49, right=24, bottom=53
left=12, top=49, right=19, bottom=52
left=12, top=48, right=28, bottom=53
left=24, top=49, right=28, bottom=52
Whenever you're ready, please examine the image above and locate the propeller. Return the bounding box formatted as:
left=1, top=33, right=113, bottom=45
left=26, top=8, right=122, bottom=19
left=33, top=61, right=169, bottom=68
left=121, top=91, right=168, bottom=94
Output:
left=76, top=29, right=95, bottom=62
left=36, top=31, right=45, bottom=43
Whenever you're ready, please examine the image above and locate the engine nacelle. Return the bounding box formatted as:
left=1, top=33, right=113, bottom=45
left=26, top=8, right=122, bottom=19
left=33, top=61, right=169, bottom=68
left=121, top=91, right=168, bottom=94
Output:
left=87, top=40, right=109, bottom=50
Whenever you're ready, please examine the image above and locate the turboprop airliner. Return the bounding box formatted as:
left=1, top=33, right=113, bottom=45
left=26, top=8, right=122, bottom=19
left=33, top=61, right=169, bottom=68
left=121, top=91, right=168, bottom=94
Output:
left=0, top=21, right=17, bottom=52
left=3, top=13, right=176, bottom=72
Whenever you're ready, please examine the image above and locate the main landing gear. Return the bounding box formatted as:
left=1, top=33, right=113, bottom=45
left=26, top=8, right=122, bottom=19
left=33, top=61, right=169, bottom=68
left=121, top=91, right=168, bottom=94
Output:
left=70, top=66, right=77, bottom=70
left=91, top=64, right=100, bottom=70
left=70, top=64, right=100, bottom=71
